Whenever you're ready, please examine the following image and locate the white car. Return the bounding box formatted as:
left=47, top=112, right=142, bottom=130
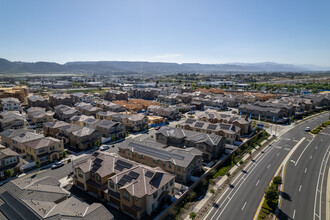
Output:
left=100, top=145, right=110, bottom=151
left=305, top=127, right=311, bottom=132
left=51, top=161, right=64, bottom=169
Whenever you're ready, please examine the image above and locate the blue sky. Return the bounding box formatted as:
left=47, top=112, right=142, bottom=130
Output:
left=0, top=0, right=330, bottom=66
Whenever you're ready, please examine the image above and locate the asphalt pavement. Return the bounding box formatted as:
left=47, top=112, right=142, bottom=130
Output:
left=204, top=112, right=330, bottom=220
left=278, top=127, right=330, bottom=220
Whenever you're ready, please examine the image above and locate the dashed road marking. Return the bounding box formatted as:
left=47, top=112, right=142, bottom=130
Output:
left=241, top=202, right=247, bottom=211
left=299, top=185, right=302, bottom=192
left=256, top=180, right=260, bottom=186
left=304, top=168, right=307, bottom=173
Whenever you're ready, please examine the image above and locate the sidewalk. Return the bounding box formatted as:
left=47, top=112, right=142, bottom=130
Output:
left=59, top=176, right=73, bottom=188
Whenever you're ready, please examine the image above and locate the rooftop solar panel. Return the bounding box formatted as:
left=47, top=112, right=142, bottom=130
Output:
left=128, top=142, right=184, bottom=161
left=207, top=124, right=217, bottom=130
left=92, top=152, right=99, bottom=157
left=185, top=119, right=196, bottom=124
left=145, top=171, right=154, bottom=178
left=195, top=122, right=204, bottom=128
left=128, top=171, right=140, bottom=179
left=94, top=158, right=103, bottom=164
left=220, top=124, right=231, bottom=130
left=115, top=160, right=133, bottom=169
left=114, top=165, right=124, bottom=171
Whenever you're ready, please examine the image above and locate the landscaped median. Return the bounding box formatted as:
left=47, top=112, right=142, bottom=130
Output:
left=310, top=118, right=330, bottom=134
left=258, top=176, right=283, bottom=220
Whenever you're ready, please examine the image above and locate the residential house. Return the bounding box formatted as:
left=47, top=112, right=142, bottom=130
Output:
left=27, top=95, right=49, bottom=110
left=0, top=111, right=26, bottom=132
left=96, top=120, right=126, bottom=139
left=49, top=93, right=72, bottom=107
left=147, top=105, right=180, bottom=120
left=24, top=136, right=64, bottom=165
left=118, top=139, right=203, bottom=184
left=54, top=104, right=82, bottom=122
left=155, top=126, right=225, bottom=161
left=178, top=119, right=241, bottom=144
left=0, top=176, right=114, bottom=220
left=26, top=107, right=54, bottom=130
left=95, top=100, right=126, bottom=112
left=43, top=121, right=70, bottom=137
left=71, top=93, right=94, bottom=104
left=69, top=127, right=100, bottom=150
left=105, top=90, right=128, bottom=101
left=70, top=115, right=96, bottom=127
left=1, top=98, right=21, bottom=112
left=57, top=124, right=82, bottom=147
left=0, top=129, right=33, bottom=149
left=73, top=152, right=174, bottom=219
left=196, top=111, right=251, bottom=135
left=75, top=102, right=101, bottom=116
left=0, top=146, right=22, bottom=179
left=98, top=112, right=148, bottom=132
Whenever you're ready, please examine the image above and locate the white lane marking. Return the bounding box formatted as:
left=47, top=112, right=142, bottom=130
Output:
left=290, top=159, right=295, bottom=163
left=275, top=146, right=282, bottom=149
left=241, top=202, right=247, bottom=211
left=315, top=146, right=318, bottom=150
left=321, top=139, right=323, bottom=142
left=267, top=164, right=271, bottom=168
left=285, top=138, right=291, bottom=141
left=293, top=209, right=296, bottom=219
left=256, top=180, right=260, bottom=186
left=299, top=185, right=302, bottom=192
left=284, top=148, right=291, bottom=151
left=313, top=144, right=330, bottom=220
left=277, top=153, right=280, bottom=156
left=304, top=168, right=307, bottom=173
left=310, top=155, right=313, bottom=160
left=295, top=138, right=314, bottom=166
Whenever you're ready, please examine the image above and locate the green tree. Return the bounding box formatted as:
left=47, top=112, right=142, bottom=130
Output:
left=5, top=169, right=12, bottom=178
left=36, top=160, right=41, bottom=168
left=273, top=176, right=283, bottom=186
left=111, top=135, right=116, bottom=141
left=264, top=185, right=279, bottom=202
left=312, top=88, right=318, bottom=94
left=62, top=151, right=67, bottom=158
left=125, top=131, right=129, bottom=137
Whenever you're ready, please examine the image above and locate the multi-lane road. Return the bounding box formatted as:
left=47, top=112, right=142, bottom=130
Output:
left=279, top=127, right=330, bottom=220
left=204, top=112, right=330, bottom=220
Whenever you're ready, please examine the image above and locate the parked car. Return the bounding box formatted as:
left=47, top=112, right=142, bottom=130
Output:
left=51, top=161, right=64, bottom=169
left=100, top=145, right=110, bottom=151
left=305, top=127, right=311, bottom=132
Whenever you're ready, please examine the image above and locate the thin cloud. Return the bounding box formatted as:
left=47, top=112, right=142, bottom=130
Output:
left=154, top=53, right=182, bottom=59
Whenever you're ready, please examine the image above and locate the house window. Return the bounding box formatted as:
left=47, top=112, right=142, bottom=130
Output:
left=135, top=197, right=138, bottom=201
left=96, top=175, right=101, bottom=182
left=170, top=179, right=174, bottom=186
left=123, top=192, right=130, bottom=201
left=78, top=170, right=83, bottom=178
left=50, top=146, right=54, bottom=151
left=169, top=163, right=172, bottom=168
left=39, top=148, right=45, bottom=153
left=109, top=181, right=114, bottom=189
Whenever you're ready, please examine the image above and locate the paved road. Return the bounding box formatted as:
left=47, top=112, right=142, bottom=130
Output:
left=204, top=112, right=330, bottom=220
left=279, top=127, right=330, bottom=220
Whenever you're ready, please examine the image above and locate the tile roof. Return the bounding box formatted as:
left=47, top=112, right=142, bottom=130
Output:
left=24, top=137, right=60, bottom=150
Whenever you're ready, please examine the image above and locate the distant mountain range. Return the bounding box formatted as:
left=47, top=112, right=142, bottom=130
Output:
left=0, top=58, right=329, bottom=74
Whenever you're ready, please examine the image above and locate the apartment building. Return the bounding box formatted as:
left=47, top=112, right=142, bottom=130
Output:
left=130, top=88, right=160, bottom=100
left=178, top=119, right=241, bottom=144
left=1, top=97, right=21, bottom=112
left=156, top=126, right=226, bottom=161
left=118, top=139, right=203, bottom=184
left=0, top=85, right=28, bottom=102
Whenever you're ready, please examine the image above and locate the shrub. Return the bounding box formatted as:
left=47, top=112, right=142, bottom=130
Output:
left=62, top=151, right=67, bottom=158
left=5, top=169, right=12, bottom=178
left=36, top=160, right=41, bottom=168
left=239, top=160, right=243, bottom=165
left=210, top=188, right=215, bottom=194
left=189, top=212, right=197, bottom=219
